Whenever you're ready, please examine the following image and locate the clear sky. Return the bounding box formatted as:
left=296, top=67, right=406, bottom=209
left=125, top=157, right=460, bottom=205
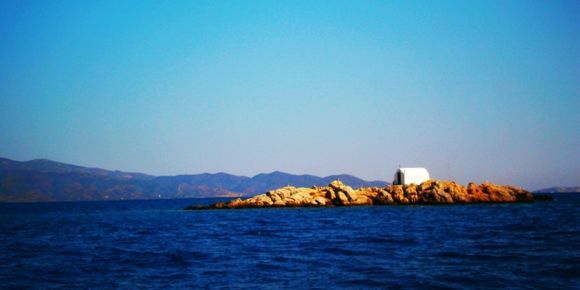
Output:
left=0, top=0, right=578, bottom=190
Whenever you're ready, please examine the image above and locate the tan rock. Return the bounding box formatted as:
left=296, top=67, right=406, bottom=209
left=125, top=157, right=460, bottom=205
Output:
left=467, top=182, right=488, bottom=202
left=187, top=179, right=536, bottom=209
left=324, top=188, right=337, bottom=200
left=329, top=180, right=346, bottom=191
left=404, top=184, right=419, bottom=203
left=375, top=189, right=394, bottom=205
left=314, top=196, right=328, bottom=206
left=389, top=185, right=407, bottom=204
left=335, top=191, right=349, bottom=205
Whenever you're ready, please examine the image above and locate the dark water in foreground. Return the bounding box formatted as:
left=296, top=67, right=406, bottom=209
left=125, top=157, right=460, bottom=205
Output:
left=1, top=194, right=578, bottom=289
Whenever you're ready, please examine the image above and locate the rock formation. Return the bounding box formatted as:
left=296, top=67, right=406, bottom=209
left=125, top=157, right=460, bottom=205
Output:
left=186, top=179, right=540, bottom=210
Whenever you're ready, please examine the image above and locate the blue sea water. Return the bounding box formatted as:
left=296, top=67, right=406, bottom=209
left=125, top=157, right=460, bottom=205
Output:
left=0, top=194, right=578, bottom=289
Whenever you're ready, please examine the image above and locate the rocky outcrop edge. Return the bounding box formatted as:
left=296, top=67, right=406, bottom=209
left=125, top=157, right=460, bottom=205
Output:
left=186, top=180, right=547, bottom=210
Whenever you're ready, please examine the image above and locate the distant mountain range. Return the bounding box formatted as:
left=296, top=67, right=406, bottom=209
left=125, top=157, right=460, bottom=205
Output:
left=0, top=157, right=387, bottom=202
left=534, top=187, right=580, bottom=193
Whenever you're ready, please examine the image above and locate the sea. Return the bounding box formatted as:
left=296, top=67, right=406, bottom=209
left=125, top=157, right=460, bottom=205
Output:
left=0, top=194, right=578, bottom=289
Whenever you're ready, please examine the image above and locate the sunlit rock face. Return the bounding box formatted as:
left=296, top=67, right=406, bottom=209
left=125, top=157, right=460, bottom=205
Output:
left=186, top=179, right=537, bottom=210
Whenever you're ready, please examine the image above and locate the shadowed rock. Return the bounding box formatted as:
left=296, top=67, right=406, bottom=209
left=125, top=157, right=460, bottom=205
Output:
left=185, top=180, right=542, bottom=210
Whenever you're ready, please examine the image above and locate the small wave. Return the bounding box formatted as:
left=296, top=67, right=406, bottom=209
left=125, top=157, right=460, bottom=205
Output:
left=323, top=246, right=370, bottom=257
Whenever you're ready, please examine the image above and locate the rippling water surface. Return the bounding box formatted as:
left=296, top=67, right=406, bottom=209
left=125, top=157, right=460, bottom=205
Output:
left=1, top=194, right=578, bottom=289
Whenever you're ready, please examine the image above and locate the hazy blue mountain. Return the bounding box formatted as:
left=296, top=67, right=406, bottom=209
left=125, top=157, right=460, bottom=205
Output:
left=0, top=157, right=388, bottom=202
left=0, top=157, right=152, bottom=179
left=534, top=187, right=580, bottom=193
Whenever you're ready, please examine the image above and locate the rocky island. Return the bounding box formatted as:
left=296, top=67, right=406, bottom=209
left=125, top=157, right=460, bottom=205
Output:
left=186, top=179, right=550, bottom=210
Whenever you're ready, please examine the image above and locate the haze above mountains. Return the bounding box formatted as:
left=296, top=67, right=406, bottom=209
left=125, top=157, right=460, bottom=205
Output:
left=0, top=157, right=387, bottom=202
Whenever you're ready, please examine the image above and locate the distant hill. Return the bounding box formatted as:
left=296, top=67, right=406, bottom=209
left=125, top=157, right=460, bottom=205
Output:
left=0, top=157, right=152, bottom=179
left=534, top=187, right=580, bottom=193
left=0, top=157, right=387, bottom=202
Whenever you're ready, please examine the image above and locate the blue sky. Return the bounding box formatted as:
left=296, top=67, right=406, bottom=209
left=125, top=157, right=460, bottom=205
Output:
left=0, top=0, right=578, bottom=190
